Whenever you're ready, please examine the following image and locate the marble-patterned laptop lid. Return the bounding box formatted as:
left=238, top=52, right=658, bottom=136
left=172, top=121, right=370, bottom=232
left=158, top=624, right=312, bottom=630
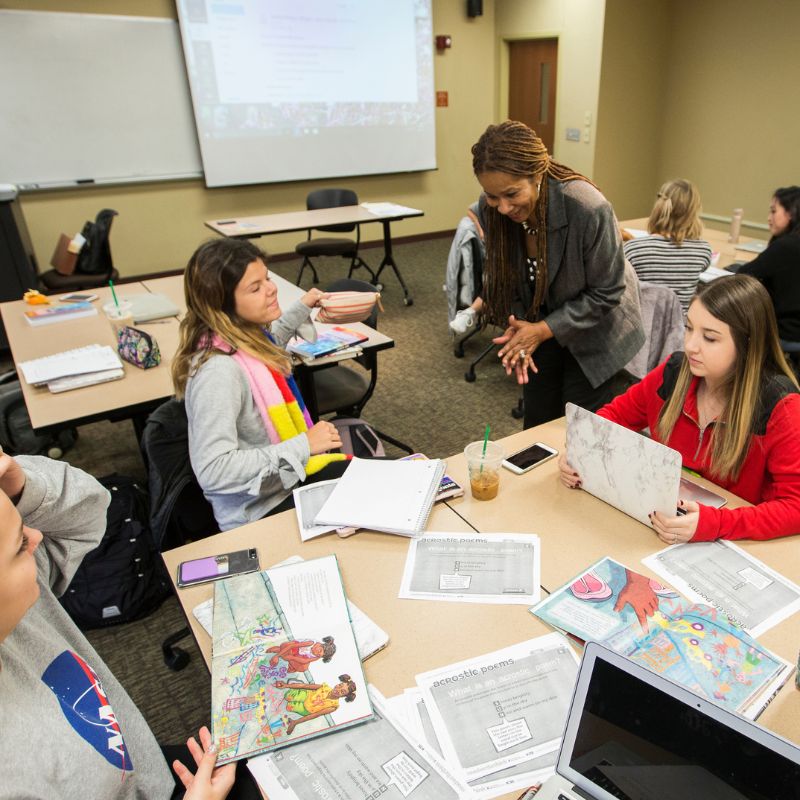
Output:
left=565, top=402, right=681, bottom=526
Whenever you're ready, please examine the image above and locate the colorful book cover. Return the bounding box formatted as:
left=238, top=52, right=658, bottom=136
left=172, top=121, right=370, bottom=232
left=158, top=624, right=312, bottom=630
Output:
left=530, top=557, right=792, bottom=718
left=210, top=554, right=373, bottom=764
left=288, top=327, right=368, bottom=359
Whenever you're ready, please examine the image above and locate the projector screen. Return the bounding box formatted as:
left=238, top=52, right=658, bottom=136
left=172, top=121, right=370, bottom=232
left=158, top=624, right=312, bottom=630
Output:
left=176, top=0, right=436, bottom=188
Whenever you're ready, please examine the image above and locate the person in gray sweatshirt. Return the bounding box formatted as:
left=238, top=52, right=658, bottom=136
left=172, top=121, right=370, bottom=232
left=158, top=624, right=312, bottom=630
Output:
left=0, top=450, right=236, bottom=799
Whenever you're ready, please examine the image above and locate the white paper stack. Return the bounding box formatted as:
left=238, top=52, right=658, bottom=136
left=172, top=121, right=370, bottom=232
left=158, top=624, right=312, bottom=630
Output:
left=18, top=344, right=124, bottom=393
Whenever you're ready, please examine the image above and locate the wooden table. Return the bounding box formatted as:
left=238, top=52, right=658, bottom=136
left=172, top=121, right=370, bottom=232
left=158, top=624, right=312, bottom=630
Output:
left=205, top=204, right=424, bottom=306
left=443, top=420, right=800, bottom=747
left=620, top=217, right=765, bottom=268
left=164, top=423, right=800, bottom=798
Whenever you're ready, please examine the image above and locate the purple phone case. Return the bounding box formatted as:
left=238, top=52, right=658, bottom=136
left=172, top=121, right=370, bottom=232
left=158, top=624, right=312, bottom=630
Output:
left=180, top=556, right=227, bottom=583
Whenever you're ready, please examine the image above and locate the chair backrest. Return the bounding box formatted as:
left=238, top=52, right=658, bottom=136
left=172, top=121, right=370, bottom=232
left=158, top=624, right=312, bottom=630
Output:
left=141, top=398, right=218, bottom=551
left=307, top=188, right=359, bottom=234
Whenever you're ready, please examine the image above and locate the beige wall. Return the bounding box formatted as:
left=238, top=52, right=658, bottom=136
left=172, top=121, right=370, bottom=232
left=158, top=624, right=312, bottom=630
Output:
left=8, top=0, right=496, bottom=277
left=495, top=0, right=607, bottom=179
left=596, top=0, right=799, bottom=231
left=594, top=0, right=670, bottom=219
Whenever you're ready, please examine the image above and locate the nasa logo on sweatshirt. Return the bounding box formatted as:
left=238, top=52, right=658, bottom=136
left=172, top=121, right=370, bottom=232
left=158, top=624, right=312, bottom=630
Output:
left=41, top=650, right=132, bottom=772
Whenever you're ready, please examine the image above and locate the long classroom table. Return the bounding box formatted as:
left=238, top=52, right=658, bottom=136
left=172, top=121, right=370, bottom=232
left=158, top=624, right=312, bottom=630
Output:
left=164, top=422, right=800, bottom=799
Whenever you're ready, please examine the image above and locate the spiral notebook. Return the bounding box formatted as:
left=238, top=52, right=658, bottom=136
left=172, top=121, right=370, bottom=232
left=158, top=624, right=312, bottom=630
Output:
left=314, top=457, right=446, bottom=536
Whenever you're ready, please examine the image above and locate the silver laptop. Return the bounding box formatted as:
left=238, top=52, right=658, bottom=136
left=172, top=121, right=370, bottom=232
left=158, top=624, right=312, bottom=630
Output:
left=566, top=403, right=682, bottom=525
left=537, top=642, right=800, bottom=800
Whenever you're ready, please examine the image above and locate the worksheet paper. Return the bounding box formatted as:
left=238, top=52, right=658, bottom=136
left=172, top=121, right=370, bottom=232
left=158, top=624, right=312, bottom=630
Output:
left=248, top=686, right=473, bottom=800
left=402, top=687, right=554, bottom=798
left=416, top=633, right=578, bottom=783
left=399, top=532, right=541, bottom=605
left=642, top=540, right=800, bottom=637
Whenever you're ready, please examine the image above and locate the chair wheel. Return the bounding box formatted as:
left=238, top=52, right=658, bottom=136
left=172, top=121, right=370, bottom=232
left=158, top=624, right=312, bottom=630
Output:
left=164, top=646, right=190, bottom=671
left=404, top=297, right=413, bottom=306
left=464, top=371, right=476, bottom=383
left=454, top=345, right=464, bottom=358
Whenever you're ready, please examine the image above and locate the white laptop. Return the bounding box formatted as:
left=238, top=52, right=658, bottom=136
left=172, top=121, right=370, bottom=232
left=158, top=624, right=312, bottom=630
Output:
left=565, top=403, right=682, bottom=525
left=537, top=642, right=800, bottom=800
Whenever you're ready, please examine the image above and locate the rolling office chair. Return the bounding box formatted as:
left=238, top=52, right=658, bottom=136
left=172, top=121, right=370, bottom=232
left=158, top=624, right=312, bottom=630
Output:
left=309, top=278, right=413, bottom=454
left=295, top=189, right=378, bottom=287
left=141, top=399, right=219, bottom=671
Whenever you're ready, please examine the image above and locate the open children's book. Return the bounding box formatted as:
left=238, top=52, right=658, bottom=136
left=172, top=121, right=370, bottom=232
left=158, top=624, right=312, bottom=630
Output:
left=210, top=554, right=373, bottom=763
left=530, top=557, right=794, bottom=720
left=287, top=326, right=367, bottom=360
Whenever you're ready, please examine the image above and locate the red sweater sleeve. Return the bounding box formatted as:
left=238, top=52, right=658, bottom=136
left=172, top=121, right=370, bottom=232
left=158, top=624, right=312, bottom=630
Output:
left=596, top=360, right=666, bottom=432
left=692, top=395, right=800, bottom=541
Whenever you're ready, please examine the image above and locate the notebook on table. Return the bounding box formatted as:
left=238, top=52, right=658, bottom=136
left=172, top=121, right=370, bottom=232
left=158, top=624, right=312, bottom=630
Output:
left=536, top=642, right=800, bottom=800
left=313, top=457, right=445, bottom=536
left=126, top=292, right=180, bottom=323
left=565, top=403, right=682, bottom=525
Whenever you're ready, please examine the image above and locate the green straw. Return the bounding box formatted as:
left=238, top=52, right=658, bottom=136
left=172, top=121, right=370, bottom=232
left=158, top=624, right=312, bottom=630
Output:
left=109, top=279, right=119, bottom=308
left=480, top=423, right=490, bottom=474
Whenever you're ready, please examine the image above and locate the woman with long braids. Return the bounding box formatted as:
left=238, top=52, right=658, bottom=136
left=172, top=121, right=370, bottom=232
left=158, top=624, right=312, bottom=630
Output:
left=172, top=238, right=349, bottom=531
left=471, top=121, right=644, bottom=428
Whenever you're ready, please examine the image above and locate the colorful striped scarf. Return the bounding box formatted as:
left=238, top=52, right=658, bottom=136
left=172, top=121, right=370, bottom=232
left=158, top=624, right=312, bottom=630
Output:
left=211, top=334, right=348, bottom=475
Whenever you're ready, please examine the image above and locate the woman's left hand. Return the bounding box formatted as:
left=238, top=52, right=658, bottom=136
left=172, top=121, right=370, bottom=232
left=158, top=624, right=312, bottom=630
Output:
left=650, top=500, right=700, bottom=545
left=493, top=317, right=551, bottom=385
left=172, top=726, right=236, bottom=800
left=300, top=288, right=329, bottom=308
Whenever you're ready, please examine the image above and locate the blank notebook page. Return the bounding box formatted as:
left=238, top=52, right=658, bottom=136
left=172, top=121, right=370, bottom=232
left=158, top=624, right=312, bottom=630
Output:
left=314, top=457, right=445, bottom=536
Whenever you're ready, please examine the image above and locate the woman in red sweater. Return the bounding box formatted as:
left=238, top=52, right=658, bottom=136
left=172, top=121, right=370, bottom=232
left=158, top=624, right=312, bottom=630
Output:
left=560, top=274, right=800, bottom=543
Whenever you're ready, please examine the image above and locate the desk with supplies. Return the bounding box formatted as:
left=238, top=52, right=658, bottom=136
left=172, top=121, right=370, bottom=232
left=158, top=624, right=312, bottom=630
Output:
left=205, top=203, right=424, bottom=306
left=621, top=217, right=765, bottom=269
left=163, top=421, right=800, bottom=799
left=0, top=273, right=394, bottom=432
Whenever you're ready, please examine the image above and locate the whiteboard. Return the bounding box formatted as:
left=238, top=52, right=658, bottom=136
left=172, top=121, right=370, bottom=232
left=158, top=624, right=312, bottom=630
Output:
left=0, top=10, right=202, bottom=189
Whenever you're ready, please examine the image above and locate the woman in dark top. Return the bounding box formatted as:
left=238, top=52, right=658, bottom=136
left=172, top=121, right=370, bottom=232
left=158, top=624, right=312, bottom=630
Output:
left=739, top=186, right=800, bottom=343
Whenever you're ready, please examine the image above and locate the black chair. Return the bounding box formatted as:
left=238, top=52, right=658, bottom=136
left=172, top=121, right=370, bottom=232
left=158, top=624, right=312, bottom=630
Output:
left=141, top=398, right=219, bottom=671
left=295, top=189, right=378, bottom=287
left=39, top=208, right=120, bottom=293
left=309, top=278, right=413, bottom=454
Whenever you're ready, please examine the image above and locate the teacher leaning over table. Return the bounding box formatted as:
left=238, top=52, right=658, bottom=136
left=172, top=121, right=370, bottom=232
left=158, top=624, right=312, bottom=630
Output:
left=471, top=120, right=644, bottom=428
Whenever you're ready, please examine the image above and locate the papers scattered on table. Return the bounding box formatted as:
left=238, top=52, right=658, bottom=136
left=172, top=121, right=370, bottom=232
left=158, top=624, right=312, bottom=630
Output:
left=314, top=457, right=446, bottom=536
left=248, top=686, right=472, bottom=800
left=18, top=344, right=124, bottom=391
left=400, top=453, right=465, bottom=500
left=622, top=227, right=649, bottom=239
left=416, top=633, right=578, bottom=786
left=210, top=554, right=373, bottom=764
left=360, top=201, right=422, bottom=217
left=642, top=540, right=800, bottom=637
left=530, top=556, right=794, bottom=720
left=699, top=265, right=736, bottom=282
left=399, top=532, right=541, bottom=605
left=23, top=301, right=97, bottom=326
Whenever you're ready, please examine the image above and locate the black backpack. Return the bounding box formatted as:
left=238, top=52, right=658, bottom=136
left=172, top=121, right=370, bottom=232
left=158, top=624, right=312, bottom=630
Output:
left=0, top=372, right=77, bottom=458
left=59, top=474, right=171, bottom=629
left=75, top=208, right=118, bottom=275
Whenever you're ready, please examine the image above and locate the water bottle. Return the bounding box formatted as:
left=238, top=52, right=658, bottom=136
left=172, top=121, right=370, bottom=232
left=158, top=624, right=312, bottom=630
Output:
left=729, top=208, right=743, bottom=243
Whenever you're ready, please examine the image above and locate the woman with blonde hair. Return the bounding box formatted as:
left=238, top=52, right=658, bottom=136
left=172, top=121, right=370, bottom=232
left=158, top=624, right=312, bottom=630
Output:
left=172, top=238, right=348, bottom=531
left=560, top=274, right=800, bottom=543
left=624, top=178, right=712, bottom=314
left=470, top=120, right=644, bottom=428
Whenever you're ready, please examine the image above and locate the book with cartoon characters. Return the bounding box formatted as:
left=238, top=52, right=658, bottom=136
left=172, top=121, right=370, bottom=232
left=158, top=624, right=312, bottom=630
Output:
left=210, top=554, right=373, bottom=764
left=530, top=557, right=794, bottom=720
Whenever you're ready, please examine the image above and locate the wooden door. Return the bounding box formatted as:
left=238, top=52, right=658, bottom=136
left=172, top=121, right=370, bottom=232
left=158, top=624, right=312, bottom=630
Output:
left=508, top=38, right=558, bottom=153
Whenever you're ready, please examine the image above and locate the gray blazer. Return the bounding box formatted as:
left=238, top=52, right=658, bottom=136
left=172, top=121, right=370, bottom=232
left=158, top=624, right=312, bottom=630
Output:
left=479, top=178, right=644, bottom=387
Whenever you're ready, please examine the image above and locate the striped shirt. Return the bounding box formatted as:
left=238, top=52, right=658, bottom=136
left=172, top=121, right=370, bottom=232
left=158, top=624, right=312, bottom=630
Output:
left=624, top=235, right=712, bottom=314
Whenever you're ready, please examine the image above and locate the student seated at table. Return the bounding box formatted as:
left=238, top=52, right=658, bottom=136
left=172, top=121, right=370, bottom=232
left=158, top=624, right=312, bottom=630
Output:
left=559, top=274, right=800, bottom=544
left=623, top=178, right=712, bottom=315
left=0, top=451, right=249, bottom=799
left=172, top=239, right=349, bottom=531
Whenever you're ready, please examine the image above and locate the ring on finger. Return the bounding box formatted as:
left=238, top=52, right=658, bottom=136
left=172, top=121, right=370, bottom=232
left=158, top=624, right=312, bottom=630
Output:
left=519, top=349, right=526, bottom=359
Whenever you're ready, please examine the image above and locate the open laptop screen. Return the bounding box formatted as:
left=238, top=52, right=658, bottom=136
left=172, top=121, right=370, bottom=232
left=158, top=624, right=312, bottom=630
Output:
left=562, top=646, right=800, bottom=799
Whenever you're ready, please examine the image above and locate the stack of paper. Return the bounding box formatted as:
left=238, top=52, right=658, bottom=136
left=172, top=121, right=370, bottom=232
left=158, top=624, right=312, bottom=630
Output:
left=18, top=344, right=124, bottom=393
left=314, top=457, right=446, bottom=536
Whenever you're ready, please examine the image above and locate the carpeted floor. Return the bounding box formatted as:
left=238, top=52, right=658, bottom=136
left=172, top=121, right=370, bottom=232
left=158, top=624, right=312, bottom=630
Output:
left=37, top=235, right=525, bottom=744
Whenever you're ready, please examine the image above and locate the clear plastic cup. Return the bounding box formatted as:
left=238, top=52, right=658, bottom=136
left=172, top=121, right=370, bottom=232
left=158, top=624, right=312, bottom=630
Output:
left=102, top=300, right=134, bottom=335
left=464, top=440, right=503, bottom=500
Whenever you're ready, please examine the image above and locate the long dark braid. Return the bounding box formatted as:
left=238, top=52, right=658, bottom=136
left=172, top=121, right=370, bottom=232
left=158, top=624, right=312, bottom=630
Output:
left=472, top=120, right=595, bottom=324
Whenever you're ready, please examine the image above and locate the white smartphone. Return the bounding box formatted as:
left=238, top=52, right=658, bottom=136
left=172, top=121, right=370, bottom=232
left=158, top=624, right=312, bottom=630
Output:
left=502, top=442, right=559, bottom=474
left=59, top=292, right=98, bottom=303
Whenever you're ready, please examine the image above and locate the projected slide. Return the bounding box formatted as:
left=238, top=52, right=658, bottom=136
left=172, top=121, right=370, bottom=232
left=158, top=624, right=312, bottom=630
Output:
left=177, top=0, right=435, bottom=187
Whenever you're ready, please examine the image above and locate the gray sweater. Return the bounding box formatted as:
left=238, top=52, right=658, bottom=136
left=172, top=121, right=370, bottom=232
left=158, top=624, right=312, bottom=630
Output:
left=185, top=300, right=314, bottom=530
left=0, top=457, right=173, bottom=800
